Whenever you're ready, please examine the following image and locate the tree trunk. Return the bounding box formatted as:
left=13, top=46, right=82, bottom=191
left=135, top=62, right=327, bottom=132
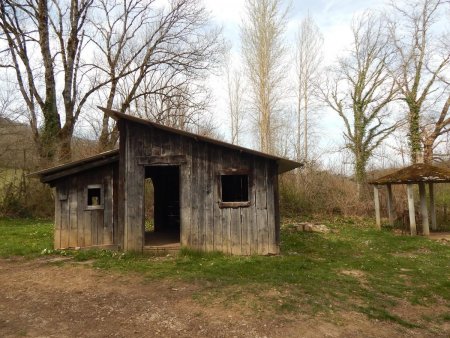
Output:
left=423, top=139, right=434, bottom=164
left=409, top=106, right=422, bottom=164
left=355, top=153, right=368, bottom=200
left=37, top=0, right=61, bottom=163
left=57, top=124, right=74, bottom=163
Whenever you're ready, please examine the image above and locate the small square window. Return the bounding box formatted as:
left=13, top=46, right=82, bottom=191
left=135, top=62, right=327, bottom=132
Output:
left=221, top=175, right=249, bottom=202
left=87, top=185, right=103, bottom=209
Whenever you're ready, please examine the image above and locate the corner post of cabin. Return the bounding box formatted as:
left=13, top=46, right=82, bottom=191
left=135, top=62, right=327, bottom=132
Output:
left=406, top=184, right=417, bottom=235
left=386, top=183, right=394, bottom=225
left=418, top=182, right=430, bottom=236
left=373, top=185, right=381, bottom=229
left=428, top=183, right=437, bottom=231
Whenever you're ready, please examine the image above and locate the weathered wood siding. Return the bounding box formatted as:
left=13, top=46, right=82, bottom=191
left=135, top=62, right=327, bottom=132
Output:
left=120, top=120, right=279, bottom=255
left=53, top=164, right=116, bottom=249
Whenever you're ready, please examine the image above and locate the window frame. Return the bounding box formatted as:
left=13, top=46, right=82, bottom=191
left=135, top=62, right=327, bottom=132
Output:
left=218, top=169, right=251, bottom=209
left=86, top=184, right=104, bottom=210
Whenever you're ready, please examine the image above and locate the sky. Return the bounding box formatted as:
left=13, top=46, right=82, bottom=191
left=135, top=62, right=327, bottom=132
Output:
left=202, top=0, right=392, bottom=169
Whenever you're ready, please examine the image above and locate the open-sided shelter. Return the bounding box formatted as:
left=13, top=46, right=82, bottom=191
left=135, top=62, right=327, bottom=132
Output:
left=369, top=163, right=450, bottom=235
left=33, top=108, right=301, bottom=255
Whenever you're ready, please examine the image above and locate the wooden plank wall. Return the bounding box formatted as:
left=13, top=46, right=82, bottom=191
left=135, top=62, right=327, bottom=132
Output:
left=53, top=164, right=116, bottom=249
left=122, top=121, right=279, bottom=255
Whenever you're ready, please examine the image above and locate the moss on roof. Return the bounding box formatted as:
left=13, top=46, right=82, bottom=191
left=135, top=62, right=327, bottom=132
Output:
left=369, top=163, right=450, bottom=185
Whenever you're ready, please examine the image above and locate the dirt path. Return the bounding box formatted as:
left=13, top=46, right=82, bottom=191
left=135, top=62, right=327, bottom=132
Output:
left=0, top=258, right=447, bottom=338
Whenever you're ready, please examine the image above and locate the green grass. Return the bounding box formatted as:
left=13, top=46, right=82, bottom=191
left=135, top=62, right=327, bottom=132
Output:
left=0, top=218, right=53, bottom=257
left=1, top=216, right=449, bottom=329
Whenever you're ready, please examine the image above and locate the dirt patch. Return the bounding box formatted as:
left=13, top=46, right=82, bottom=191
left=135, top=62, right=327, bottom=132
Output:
left=0, top=258, right=447, bottom=338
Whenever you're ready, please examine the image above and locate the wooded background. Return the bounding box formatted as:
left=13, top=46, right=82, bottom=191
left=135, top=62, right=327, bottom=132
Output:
left=0, top=0, right=449, bottom=221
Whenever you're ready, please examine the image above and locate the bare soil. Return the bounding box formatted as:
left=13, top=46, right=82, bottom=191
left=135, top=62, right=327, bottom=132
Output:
left=0, top=258, right=447, bottom=338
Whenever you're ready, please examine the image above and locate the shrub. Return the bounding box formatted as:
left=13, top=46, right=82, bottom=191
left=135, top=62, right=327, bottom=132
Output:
left=0, top=171, right=53, bottom=218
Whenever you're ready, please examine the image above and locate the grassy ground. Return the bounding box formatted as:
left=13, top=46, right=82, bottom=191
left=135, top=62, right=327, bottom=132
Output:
left=0, top=217, right=449, bottom=329
left=0, top=218, right=53, bottom=256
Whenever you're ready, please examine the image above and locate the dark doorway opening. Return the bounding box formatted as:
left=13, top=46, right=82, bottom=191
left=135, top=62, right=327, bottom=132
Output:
left=144, top=166, right=180, bottom=249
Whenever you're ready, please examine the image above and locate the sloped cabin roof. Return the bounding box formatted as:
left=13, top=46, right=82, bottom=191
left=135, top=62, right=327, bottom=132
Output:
left=99, top=107, right=301, bottom=174
left=31, top=149, right=119, bottom=184
left=32, top=108, right=301, bottom=183
left=369, top=163, right=450, bottom=185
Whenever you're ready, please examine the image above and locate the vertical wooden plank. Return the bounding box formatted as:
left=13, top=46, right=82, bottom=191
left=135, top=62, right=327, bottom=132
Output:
left=69, top=177, right=78, bottom=247
left=197, top=142, right=206, bottom=251
left=374, top=186, right=381, bottom=230
left=124, top=121, right=145, bottom=251
left=96, top=210, right=105, bottom=245
left=240, top=206, right=250, bottom=255
left=151, top=125, right=162, bottom=156
left=386, top=184, right=395, bottom=225
left=230, top=209, right=241, bottom=255
left=240, top=154, right=250, bottom=255
left=230, top=152, right=242, bottom=255
left=113, top=162, right=119, bottom=247
left=249, top=156, right=258, bottom=255
left=205, top=145, right=214, bottom=252
left=223, top=209, right=232, bottom=254
left=77, top=179, right=85, bottom=248
left=267, top=162, right=277, bottom=254
left=117, top=119, right=126, bottom=250
left=273, top=165, right=281, bottom=254
left=60, top=198, right=69, bottom=248
left=160, top=128, right=172, bottom=156
left=180, top=137, right=192, bottom=247
left=91, top=211, right=98, bottom=245
left=103, top=173, right=114, bottom=245
left=54, top=188, right=61, bottom=249
left=419, top=182, right=430, bottom=236
left=84, top=210, right=92, bottom=247
left=190, top=140, right=199, bottom=249
left=407, top=184, right=417, bottom=235
left=213, top=150, right=223, bottom=252
left=255, top=159, right=268, bottom=254
left=429, top=183, right=437, bottom=231
left=61, top=200, right=69, bottom=248
left=220, top=150, right=233, bottom=254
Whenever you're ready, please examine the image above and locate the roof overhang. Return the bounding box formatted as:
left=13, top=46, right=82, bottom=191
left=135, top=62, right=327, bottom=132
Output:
left=30, top=150, right=119, bottom=183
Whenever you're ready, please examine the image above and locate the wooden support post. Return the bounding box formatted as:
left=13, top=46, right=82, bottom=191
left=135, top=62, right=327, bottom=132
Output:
left=429, top=183, right=437, bottom=231
left=387, top=184, right=394, bottom=225
left=419, top=182, right=430, bottom=236
left=374, top=186, right=381, bottom=229
left=407, top=184, right=417, bottom=235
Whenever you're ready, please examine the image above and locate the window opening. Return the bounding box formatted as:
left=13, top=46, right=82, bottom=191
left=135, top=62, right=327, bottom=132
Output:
left=87, top=185, right=102, bottom=208
left=221, top=175, right=249, bottom=202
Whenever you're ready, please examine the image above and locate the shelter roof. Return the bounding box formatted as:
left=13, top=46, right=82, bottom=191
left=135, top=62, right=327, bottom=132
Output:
left=99, top=107, right=302, bottom=174
left=369, top=163, right=450, bottom=185
left=30, top=149, right=119, bottom=183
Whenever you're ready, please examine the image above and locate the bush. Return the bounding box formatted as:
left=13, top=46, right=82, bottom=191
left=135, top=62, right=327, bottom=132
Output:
left=279, top=166, right=373, bottom=218
left=0, top=171, right=53, bottom=218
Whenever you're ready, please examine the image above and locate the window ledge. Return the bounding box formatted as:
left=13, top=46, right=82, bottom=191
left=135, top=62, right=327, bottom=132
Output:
left=219, top=201, right=251, bottom=209
left=85, top=205, right=104, bottom=211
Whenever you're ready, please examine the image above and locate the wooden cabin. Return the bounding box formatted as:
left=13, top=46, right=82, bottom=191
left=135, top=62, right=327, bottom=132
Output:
left=34, top=108, right=301, bottom=255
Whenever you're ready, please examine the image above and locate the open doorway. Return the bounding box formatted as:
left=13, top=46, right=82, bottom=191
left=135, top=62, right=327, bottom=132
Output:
left=144, top=165, right=180, bottom=248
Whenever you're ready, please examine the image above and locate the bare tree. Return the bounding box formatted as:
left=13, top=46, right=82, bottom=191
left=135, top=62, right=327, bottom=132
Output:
left=321, top=13, right=398, bottom=198
left=0, top=0, right=103, bottom=163
left=224, top=50, right=244, bottom=145
left=241, top=0, right=289, bottom=154
left=387, top=0, right=450, bottom=163
left=295, top=13, right=323, bottom=162
left=90, top=0, right=222, bottom=151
